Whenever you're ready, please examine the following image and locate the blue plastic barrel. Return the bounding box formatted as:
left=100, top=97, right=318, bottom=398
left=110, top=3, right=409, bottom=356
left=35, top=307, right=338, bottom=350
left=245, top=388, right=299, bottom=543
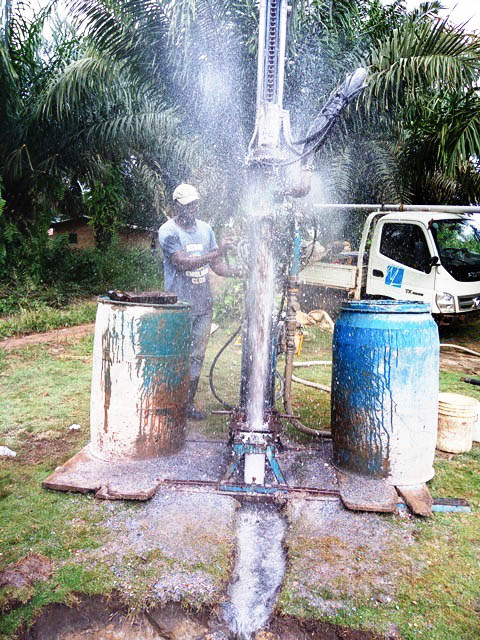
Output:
left=331, top=300, right=439, bottom=486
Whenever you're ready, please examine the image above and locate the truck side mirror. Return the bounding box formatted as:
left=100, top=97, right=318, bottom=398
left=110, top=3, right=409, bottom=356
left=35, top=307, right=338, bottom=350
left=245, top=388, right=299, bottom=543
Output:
left=424, top=255, right=439, bottom=274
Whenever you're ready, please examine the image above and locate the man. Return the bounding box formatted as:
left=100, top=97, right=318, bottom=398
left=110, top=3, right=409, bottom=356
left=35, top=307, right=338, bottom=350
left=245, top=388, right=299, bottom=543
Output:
left=158, top=183, right=238, bottom=420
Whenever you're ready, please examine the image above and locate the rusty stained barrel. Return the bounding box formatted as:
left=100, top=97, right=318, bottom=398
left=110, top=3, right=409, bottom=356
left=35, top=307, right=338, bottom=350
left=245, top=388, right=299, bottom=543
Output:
left=89, top=297, right=191, bottom=461
left=331, top=300, right=439, bottom=486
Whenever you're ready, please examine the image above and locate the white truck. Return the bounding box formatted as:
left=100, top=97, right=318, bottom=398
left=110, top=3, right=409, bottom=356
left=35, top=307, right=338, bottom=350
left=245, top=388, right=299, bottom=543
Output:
left=299, top=210, right=480, bottom=317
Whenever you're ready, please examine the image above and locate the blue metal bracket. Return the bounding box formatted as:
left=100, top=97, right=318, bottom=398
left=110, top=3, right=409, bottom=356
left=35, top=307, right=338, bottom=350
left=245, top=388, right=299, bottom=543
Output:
left=266, top=444, right=287, bottom=485
left=220, top=484, right=288, bottom=495
left=221, top=441, right=287, bottom=491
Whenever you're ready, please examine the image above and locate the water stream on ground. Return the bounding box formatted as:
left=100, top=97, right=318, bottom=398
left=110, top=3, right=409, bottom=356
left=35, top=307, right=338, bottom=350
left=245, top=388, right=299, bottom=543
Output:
left=222, top=503, right=286, bottom=639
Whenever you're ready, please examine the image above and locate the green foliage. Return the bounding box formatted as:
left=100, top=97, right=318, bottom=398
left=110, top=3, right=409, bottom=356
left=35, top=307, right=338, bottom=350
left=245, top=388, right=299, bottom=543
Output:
left=0, top=185, right=7, bottom=273
left=213, top=278, right=244, bottom=323
left=432, top=219, right=480, bottom=254
left=0, top=300, right=97, bottom=339
left=0, top=237, right=163, bottom=316
left=91, top=238, right=163, bottom=292
left=85, top=168, right=127, bottom=249
left=0, top=2, right=194, bottom=282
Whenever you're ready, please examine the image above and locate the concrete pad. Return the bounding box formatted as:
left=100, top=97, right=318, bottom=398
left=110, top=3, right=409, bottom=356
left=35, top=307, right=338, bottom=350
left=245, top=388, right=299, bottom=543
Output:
left=396, top=483, right=432, bottom=517
left=43, top=439, right=231, bottom=499
left=43, top=436, right=339, bottom=500
left=277, top=440, right=338, bottom=491
left=336, top=470, right=398, bottom=513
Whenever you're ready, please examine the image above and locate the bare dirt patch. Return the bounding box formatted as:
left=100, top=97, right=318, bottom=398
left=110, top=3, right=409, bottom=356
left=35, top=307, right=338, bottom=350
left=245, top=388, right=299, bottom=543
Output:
left=0, top=554, right=53, bottom=614
left=19, top=431, right=85, bottom=465
left=0, top=324, right=94, bottom=351
left=440, top=350, right=480, bottom=374
left=19, top=595, right=384, bottom=640
left=0, top=553, right=53, bottom=590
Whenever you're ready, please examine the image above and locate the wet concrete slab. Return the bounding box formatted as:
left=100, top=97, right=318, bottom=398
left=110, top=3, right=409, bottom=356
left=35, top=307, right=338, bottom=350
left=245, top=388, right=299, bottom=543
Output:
left=277, top=439, right=338, bottom=491
left=43, top=435, right=338, bottom=500
left=336, top=470, right=398, bottom=513
left=43, top=438, right=231, bottom=499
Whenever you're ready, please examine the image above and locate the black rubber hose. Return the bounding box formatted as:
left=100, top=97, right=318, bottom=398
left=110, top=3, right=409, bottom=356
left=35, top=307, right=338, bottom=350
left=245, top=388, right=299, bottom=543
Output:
left=461, top=377, right=480, bottom=386
left=208, top=325, right=242, bottom=410
left=276, top=284, right=287, bottom=325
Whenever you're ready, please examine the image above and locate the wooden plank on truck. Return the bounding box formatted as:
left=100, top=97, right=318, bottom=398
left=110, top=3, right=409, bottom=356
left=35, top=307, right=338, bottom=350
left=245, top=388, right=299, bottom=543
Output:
left=300, top=263, right=357, bottom=290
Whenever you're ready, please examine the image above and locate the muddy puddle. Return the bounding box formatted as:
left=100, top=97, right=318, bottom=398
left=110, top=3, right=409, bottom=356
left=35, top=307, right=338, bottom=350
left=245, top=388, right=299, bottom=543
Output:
left=18, top=595, right=385, bottom=640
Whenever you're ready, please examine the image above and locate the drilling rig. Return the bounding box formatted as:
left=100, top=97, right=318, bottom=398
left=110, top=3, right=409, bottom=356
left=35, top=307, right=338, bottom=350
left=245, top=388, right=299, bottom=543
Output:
left=221, top=0, right=367, bottom=490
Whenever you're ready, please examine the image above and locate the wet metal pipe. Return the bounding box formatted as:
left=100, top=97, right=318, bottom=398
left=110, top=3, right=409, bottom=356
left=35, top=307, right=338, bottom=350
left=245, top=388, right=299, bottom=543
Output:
left=283, top=275, right=331, bottom=439
left=282, top=224, right=331, bottom=438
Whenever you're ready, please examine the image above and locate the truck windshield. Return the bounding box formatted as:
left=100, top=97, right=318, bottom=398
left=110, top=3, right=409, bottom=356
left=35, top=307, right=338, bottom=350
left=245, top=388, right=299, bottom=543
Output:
left=431, top=218, right=480, bottom=282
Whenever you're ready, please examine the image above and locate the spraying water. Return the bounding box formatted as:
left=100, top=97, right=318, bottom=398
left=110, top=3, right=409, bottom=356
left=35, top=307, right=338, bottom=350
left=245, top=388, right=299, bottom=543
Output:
left=245, top=216, right=276, bottom=433
left=222, top=503, right=286, bottom=639
left=242, top=206, right=277, bottom=484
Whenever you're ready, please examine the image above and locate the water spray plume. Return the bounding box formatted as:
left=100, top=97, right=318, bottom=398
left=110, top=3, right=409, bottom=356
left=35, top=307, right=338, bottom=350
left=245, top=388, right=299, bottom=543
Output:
left=238, top=0, right=368, bottom=490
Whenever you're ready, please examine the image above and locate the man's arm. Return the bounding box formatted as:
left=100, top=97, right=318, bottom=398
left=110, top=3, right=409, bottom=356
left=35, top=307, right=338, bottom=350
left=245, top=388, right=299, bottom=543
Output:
left=171, top=248, right=222, bottom=271
left=210, top=256, right=239, bottom=277
left=171, top=237, right=236, bottom=272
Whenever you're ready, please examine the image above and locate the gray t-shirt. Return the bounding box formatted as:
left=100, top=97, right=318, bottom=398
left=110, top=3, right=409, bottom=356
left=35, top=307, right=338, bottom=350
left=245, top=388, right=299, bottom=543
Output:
left=158, top=218, right=218, bottom=315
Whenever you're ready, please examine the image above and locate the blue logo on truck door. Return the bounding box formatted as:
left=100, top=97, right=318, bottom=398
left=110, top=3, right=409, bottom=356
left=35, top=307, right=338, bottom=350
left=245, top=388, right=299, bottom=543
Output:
left=385, top=265, right=404, bottom=288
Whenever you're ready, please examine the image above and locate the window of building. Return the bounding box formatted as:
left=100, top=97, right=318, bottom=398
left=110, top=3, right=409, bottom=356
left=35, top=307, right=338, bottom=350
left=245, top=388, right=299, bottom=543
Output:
left=69, top=233, right=78, bottom=244
left=379, top=223, right=430, bottom=271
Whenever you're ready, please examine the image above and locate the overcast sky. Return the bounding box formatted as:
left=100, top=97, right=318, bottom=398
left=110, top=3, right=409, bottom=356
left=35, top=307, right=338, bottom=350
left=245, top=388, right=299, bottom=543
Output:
left=387, top=0, right=480, bottom=30
left=22, top=0, right=480, bottom=33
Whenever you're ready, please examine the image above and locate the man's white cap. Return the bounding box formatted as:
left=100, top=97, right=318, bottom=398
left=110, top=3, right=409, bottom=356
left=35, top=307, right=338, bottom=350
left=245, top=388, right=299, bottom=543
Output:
left=172, top=183, right=200, bottom=205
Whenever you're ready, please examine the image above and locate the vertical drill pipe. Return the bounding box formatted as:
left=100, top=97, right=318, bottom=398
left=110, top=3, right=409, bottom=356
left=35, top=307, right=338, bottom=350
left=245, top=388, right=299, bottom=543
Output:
left=255, top=0, right=288, bottom=109
left=283, top=225, right=301, bottom=410
left=254, top=0, right=268, bottom=108
left=242, top=213, right=277, bottom=426
left=283, top=275, right=298, bottom=415
left=248, top=0, right=289, bottom=160
left=291, top=224, right=302, bottom=277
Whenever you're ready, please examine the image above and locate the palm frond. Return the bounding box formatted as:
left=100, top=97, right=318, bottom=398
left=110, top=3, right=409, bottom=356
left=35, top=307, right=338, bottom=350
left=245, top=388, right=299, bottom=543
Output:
left=365, top=16, right=480, bottom=112
left=40, top=52, right=133, bottom=120
left=438, top=94, right=480, bottom=173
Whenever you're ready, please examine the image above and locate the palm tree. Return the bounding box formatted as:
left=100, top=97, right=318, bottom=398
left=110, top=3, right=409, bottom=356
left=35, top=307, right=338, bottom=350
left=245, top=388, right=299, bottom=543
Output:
left=0, top=2, right=196, bottom=277
left=334, top=5, right=480, bottom=205
left=60, top=0, right=480, bottom=210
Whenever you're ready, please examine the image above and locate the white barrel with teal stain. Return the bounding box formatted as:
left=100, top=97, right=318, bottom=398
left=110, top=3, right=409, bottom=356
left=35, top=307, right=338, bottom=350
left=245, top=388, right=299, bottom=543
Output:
left=89, top=297, right=191, bottom=461
left=331, top=300, right=439, bottom=486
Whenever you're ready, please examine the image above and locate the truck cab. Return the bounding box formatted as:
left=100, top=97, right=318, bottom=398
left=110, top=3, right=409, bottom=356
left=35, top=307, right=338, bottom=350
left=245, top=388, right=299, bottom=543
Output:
left=366, top=212, right=480, bottom=315
left=299, top=210, right=480, bottom=317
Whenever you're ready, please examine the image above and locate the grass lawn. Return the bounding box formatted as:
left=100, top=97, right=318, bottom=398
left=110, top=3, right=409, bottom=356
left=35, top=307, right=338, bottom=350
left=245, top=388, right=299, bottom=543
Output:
left=0, top=299, right=97, bottom=340
left=0, top=317, right=479, bottom=638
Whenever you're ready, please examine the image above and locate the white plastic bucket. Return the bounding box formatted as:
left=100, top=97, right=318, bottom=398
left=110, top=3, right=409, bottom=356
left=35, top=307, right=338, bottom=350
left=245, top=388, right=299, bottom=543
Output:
left=437, top=393, right=477, bottom=454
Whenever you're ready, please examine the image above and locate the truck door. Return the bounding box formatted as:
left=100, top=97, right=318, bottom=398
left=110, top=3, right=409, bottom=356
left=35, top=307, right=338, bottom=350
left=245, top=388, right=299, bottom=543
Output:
left=367, top=222, right=436, bottom=305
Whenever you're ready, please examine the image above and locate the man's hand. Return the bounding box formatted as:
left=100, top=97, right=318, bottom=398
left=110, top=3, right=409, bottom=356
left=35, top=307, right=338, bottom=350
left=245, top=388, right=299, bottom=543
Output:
left=210, top=256, right=243, bottom=278
left=228, top=265, right=243, bottom=278
left=218, top=237, right=236, bottom=255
